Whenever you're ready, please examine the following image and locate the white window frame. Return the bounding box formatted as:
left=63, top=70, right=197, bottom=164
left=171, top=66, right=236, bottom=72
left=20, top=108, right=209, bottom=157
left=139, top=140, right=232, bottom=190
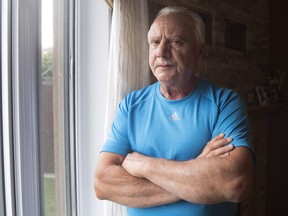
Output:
left=2, top=0, right=18, bottom=215
left=0, top=99, right=5, bottom=215
left=1, top=0, right=110, bottom=215
left=0, top=1, right=5, bottom=214
left=2, top=0, right=43, bottom=215
left=0, top=121, right=4, bottom=216
left=1, top=0, right=75, bottom=215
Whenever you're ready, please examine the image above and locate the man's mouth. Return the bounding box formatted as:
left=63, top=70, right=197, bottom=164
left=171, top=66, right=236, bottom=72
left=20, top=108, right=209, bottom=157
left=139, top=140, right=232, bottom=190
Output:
left=156, top=64, right=174, bottom=69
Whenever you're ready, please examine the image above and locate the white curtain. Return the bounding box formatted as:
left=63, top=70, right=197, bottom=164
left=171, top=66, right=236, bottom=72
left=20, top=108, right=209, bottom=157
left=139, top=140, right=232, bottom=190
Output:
left=104, top=0, right=150, bottom=215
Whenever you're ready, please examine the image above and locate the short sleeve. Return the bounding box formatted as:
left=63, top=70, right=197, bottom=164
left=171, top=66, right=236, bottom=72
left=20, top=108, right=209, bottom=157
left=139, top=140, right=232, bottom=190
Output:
left=212, top=90, right=254, bottom=154
left=101, top=100, right=132, bottom=156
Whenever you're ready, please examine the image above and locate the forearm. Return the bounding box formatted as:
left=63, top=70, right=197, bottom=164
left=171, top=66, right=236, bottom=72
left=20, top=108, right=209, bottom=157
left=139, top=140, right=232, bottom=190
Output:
left=124, top=148, right=254, bottom=205
left=94, top=159, right=180, bottom=208
left=143, top=157, right=235, bottom=204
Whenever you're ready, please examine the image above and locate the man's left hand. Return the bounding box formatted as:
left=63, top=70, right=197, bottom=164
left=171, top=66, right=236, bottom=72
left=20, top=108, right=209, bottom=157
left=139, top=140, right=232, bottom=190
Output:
left=122, top=152, right=149, bottom=178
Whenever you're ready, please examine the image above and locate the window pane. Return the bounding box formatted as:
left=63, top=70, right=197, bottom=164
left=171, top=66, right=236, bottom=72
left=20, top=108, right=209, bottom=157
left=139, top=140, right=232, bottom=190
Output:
left=40, top=0, right=70, bottom=215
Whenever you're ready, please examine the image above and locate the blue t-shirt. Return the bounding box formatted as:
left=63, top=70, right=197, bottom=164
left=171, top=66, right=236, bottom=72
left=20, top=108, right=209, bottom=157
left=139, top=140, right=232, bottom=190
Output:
left=102, top=79, right=254, bottom=216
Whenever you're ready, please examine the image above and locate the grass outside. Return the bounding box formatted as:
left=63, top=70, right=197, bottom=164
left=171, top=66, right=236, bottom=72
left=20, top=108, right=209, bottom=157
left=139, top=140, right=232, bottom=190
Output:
left=44, top=176, right=56, bottom=216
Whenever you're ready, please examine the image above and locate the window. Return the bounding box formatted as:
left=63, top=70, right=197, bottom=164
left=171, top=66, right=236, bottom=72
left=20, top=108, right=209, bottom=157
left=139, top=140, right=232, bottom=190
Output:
left=40, top=0, right=73, bottom=215
left=1, top=0, right=110, bottom=215
left=225, top=20, right=247, bottom=52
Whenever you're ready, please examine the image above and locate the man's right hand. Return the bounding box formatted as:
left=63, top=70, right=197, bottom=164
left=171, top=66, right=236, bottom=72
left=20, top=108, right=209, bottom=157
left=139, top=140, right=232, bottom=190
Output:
left=197, top=133, right=234, bottom=159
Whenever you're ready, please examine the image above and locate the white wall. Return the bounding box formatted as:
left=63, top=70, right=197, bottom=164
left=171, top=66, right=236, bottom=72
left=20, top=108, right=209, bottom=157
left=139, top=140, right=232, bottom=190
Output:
left=76, top=0, right=110, bottom=215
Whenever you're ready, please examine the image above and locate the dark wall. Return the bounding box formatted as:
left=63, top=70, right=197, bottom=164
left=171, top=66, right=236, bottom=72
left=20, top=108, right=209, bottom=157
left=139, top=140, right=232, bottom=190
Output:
left=267, top=0, right=288, bottom=215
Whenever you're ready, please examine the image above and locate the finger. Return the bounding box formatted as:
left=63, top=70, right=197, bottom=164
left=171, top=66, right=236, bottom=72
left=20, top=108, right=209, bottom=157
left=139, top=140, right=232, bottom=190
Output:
left=199, top=134, right=233, bottom=158
left=207, top=144, right=234, bottom=158
left=214, top=133, right=225, bottom=140
left=220, top=152, right=231, bottom=158
left=209, top=137, right=232, bottom=150
left=208, top=133, right=225, bottom=143
left=200, top=133, right=223, bottom=156
left=201, top=135, right=230, bottom=156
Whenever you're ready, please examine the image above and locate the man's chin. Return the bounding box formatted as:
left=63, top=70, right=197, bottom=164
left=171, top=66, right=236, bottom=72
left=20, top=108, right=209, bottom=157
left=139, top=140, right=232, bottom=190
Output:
left=154, top=72, right=176, bottom=83
left=156, top=77, right=177, bottom=85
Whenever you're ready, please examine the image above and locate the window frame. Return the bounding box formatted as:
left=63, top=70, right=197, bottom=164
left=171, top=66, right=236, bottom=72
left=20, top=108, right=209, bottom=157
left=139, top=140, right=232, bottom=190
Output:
left=9, top=0, right=43, bottom=215
left=1, top=0, right=75, bottom=215
left=1, top=0, right=110, bottom=215
left=0, top=1, right=5, bottom=212
left=1, top=0, right=16, bottom=215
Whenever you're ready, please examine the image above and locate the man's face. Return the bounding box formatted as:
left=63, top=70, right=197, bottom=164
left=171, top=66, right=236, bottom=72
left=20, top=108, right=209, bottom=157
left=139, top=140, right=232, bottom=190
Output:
left=148, top=14, right=202, bottom=84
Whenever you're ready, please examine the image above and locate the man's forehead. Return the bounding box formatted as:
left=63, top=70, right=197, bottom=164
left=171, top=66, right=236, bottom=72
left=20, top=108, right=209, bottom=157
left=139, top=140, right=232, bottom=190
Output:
left=153, top=13, right=194, bottom=27
left=148, top=15, right=194, bottom=38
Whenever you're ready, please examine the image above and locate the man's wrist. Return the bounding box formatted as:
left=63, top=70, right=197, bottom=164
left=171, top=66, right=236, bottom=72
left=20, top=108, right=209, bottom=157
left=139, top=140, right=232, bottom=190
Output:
left=141, top=156, right=154, bottom=179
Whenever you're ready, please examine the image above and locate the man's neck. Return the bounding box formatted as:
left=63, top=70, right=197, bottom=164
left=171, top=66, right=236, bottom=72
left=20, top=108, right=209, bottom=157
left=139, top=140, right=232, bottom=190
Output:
left=159, top=78, right=198, bottom=100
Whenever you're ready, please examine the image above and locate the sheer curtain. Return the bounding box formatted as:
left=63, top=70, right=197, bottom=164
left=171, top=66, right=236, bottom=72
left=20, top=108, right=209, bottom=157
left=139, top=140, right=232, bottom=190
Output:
left=104, top=0, right=150, bottom=215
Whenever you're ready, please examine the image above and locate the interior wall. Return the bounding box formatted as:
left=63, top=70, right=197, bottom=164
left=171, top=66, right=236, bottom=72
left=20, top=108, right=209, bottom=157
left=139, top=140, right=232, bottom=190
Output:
left=267, top=0, right=288, bottom=215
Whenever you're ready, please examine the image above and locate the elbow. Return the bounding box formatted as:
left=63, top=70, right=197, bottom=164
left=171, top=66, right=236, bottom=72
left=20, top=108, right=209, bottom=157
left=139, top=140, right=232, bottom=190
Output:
left=94, top=174, right=107, bottom=200
left=228, top=180, right=252, bottom=203
left=227, top=171, right=254, bottom=203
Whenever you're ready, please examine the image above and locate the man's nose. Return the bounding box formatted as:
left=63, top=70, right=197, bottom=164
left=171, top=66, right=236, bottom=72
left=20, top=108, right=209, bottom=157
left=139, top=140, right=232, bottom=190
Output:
left=156, top=41, right=170, bottom=58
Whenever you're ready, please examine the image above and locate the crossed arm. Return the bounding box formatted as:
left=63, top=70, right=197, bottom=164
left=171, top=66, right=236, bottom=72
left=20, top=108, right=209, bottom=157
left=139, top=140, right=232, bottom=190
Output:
left=94, top=134, right=254, bottom=208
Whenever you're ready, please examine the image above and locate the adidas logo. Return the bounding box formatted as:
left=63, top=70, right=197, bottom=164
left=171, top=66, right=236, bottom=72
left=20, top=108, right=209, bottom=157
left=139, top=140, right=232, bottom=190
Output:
left=168, top=112, right=180, bottom=121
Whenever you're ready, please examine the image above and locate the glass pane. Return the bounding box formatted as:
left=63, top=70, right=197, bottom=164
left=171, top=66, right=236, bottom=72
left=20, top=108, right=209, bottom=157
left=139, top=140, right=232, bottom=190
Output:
left=40, top=0, right=69, bottom=215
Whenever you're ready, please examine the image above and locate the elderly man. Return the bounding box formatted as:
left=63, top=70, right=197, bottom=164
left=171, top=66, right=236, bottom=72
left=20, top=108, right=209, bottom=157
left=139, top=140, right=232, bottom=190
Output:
left=94, top=6, right=254, bottom=216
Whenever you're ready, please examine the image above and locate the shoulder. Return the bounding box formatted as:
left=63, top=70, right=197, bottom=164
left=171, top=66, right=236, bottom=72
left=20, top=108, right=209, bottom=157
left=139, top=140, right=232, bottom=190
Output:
left=198, top=79, right=242, bottom=107
left=120, top=82, right=157, bottom=111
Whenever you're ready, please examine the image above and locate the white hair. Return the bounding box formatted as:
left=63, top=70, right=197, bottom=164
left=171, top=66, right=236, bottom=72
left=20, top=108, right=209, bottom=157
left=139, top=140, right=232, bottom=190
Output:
left=154, top=6, right=206, bottom=46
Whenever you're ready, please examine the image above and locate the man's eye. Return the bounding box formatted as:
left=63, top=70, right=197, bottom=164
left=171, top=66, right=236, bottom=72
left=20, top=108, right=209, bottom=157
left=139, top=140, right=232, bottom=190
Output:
left=171, top=40, right=183, bottom=47
left=150, top=40, right=160, bottom=47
